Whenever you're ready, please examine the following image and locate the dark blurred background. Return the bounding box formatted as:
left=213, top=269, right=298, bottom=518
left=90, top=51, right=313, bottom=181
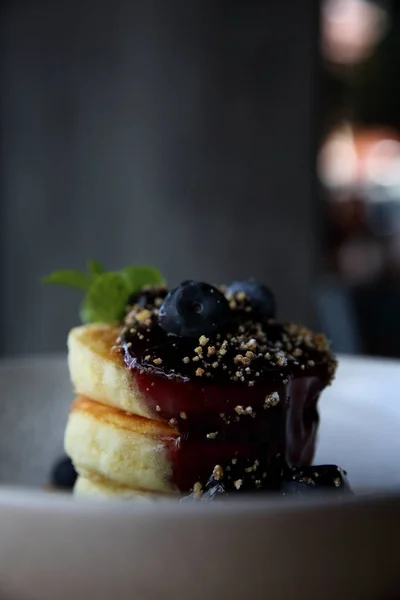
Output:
left=1, top=0, right=399, bottom=359
left=319, top=0, right=400, bottom=356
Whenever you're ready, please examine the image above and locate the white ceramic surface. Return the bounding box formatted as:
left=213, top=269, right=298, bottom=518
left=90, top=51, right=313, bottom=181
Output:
left=0, top=354, right=399, bottom=600
left=316, top=355, right=400, bottom=492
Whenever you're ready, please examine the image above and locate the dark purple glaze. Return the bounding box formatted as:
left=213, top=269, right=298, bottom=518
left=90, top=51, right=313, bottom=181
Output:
left=124, top=353, right=328, bottom=493
left=120, top=288, right=335, bottom=493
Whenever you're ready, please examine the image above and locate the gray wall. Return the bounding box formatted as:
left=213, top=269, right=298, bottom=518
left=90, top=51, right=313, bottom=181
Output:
left=1, top=0, right=319, bottom=355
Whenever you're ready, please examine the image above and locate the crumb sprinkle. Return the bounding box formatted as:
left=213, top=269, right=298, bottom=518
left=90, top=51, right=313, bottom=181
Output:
left=264, top=391, right=280, bottom=409
left=193, top=482, right=203, bottom=499
left=136, top=309, right=152, bottom=325
left=212, top=465, right=224, bottom=480
left=275, top=351, right=287, bottom=367
left=247, top=338, right=257, bottom=351
left=120, top=289, right=337, bottom=386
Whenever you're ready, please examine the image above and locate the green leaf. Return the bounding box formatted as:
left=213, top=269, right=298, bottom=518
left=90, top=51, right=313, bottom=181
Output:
left=88, top=259, right=105, bottom=277
left=120, top=266, right=165, bottom=296
left=80, top=272, right=131, bottom=324
left=42, top=270, right=92, bottom=292
left=43, top=261, right=165, bottom=325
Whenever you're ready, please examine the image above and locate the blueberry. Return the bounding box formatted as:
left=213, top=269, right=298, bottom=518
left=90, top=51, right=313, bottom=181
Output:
left=50, top=456, right=77, bottom=489
left=179, top=481, right=227, bottom=502
left=281, top=465, right=351, bottom=495
left=203, top=482, right=227, bottom=501
left=158, top=280, right=230, bottom=337
left=226, top=279, right=276, bottom=319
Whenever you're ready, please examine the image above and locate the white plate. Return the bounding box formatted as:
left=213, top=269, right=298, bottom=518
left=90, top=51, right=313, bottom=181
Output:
left=0, top=354, right=399, bottom=600
left=316, top=354, right=400, bottom=492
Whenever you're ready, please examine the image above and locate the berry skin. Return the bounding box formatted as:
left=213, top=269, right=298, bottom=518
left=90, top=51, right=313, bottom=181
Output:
left=226, top=280, right=276, bottom=320
left=158, top=280, right=230, bottom=338
left=51, top=456, right=77, bottom=489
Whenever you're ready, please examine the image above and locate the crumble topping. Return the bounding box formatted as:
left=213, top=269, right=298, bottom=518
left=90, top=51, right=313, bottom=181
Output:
left=119, top=285, right=336, bottom=386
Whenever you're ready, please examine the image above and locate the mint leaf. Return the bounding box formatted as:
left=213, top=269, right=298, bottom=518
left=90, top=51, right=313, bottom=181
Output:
left=120, top=266, right=165, bottom=296
left=80, top=272, right=131, bottom=324
left=43, top=261, right=166, bottom=324
left=42, top=270, right=92, bottom=292
left=88, top=259, right=105, bottom=277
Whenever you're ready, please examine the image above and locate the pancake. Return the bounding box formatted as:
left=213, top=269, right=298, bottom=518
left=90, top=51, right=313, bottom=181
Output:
left=68, top=324, right=152, bottom=418
left=74, top=474, right=177, bottom=502
left=65, top=396, right=178, bottom=494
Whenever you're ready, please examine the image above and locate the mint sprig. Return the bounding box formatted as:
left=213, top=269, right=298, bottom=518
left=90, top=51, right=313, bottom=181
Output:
left=80, top=272, right=131, bottom=324
left=88, top=259, right=105, bottom=277
left=42, top=269, right=93, bottom=291
left=42, top=261, right=165, bottom=324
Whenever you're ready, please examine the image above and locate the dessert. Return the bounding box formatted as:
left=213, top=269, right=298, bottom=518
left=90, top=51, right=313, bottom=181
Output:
left=44, top=262, right=348, bottom=501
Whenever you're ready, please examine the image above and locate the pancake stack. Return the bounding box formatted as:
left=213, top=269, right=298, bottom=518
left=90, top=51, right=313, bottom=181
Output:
left=63, top=279, right=337, bottom=502
left=65, top=324, right=179, bottom=501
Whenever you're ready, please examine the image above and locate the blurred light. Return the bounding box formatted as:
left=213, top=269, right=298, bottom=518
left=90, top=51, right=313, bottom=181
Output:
left=318, top=125, right=358, bottom=191
left=319, top=126, right=400, bottom=196
left=322, top=0, right=389, bottom=65
left=363, top=139, right=400, bottom=235
left=363, top=140, right=400, bottom=188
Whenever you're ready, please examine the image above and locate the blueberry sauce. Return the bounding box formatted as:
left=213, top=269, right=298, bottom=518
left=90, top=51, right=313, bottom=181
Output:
left=119, top=281, right=337, bottom=494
